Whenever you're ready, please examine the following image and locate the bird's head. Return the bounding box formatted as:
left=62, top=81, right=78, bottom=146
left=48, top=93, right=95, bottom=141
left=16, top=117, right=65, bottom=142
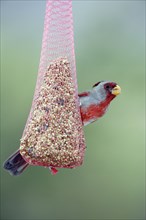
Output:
left=92, top=81, right=121, bottom=102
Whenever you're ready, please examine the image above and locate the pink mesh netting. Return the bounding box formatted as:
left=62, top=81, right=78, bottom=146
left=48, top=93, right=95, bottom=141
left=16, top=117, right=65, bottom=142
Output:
left=20, top=0, right=86, bottom=169
left=37, top=0, right=77, bottom=94
left=23, top=0, right=78, bottom=133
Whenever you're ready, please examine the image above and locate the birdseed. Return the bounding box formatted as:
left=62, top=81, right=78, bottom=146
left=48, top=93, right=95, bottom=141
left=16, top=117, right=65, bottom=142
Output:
left=20, top=58, right=86, bottom=169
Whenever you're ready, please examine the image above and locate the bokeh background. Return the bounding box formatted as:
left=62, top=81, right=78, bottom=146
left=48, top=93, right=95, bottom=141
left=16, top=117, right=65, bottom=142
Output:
left=1, top=1, right=145, bottom=219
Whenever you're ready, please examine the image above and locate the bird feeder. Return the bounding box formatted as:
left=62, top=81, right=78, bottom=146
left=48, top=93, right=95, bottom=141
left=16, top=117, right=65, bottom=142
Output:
left=19, top=0, right=86, bottom=171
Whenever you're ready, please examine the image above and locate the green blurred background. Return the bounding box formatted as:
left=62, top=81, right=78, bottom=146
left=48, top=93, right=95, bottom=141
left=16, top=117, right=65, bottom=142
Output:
left=1, top=1, right=145, bottom=219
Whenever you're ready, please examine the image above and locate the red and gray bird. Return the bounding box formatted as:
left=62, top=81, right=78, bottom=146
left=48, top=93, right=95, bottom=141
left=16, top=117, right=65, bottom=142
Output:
left=3, top=81, right=121, bottom=176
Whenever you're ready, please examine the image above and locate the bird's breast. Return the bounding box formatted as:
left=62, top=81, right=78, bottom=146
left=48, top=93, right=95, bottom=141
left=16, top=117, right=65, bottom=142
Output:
left=80, top=101, right=109, bottom=125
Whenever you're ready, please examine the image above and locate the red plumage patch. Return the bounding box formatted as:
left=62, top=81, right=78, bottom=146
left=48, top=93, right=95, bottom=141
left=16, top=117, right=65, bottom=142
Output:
left=81, top=97, right=113, bottom=124
left=78, top=92, right=89, bottom=98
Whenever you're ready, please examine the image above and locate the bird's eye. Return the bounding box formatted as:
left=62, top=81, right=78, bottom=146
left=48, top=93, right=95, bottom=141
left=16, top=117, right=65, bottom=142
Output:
left=105, top=85, right=110, bottom=90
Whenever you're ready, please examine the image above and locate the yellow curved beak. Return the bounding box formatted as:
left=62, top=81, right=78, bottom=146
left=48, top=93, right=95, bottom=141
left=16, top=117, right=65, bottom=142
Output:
left=112, top=85, right=121, bottom=96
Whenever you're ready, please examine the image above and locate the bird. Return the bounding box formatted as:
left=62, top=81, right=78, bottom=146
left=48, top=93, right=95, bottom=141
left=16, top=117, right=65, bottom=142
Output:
left=3, top=81, right=121, bottom=176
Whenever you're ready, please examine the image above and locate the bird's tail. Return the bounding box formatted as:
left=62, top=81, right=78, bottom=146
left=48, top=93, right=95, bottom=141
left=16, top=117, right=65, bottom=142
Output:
left=3, top=150, right=29, bottom=176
